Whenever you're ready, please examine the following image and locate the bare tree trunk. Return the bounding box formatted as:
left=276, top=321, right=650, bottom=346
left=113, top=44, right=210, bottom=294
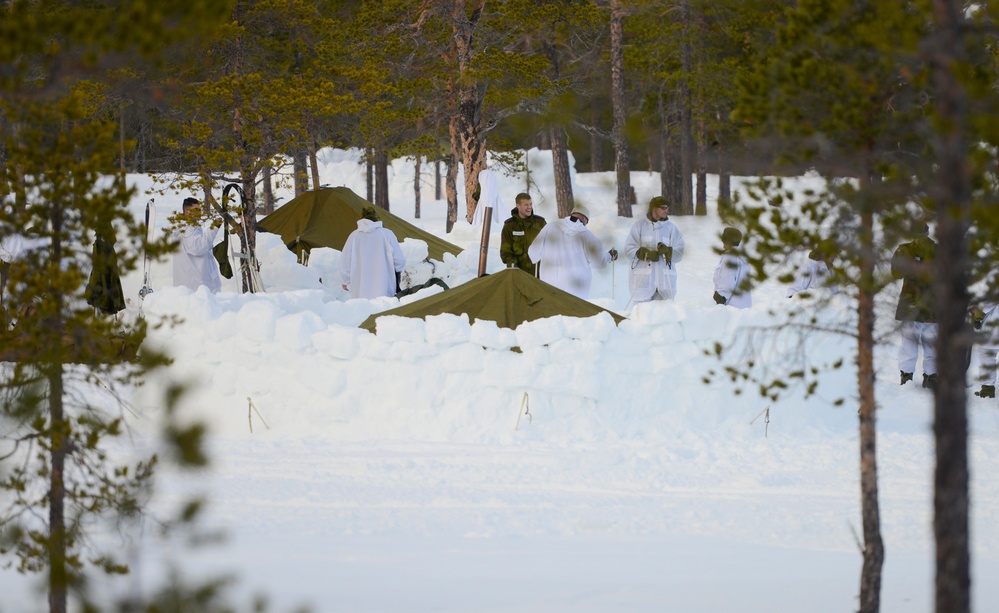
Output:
left=261, top=163, right=274, bottom=215
left=677, top=0, right=694, bottom=216
left=118, top=102, right=126, bottom=174
left=591, top=103, right=604, bottom=172
left=46, top=201, right=68, bottom=613
left=695, top=115, right=707, bottom=215
left=929, top=3, right=971, bottom=612
left=610, top=0, right=632, bottom=217
left=857, top=286, right=884, bottom=613
left=717, top=140, right=731, bottom=216
left=308, top=139, right=321, bottom=191
left=447, top=0, right=488, bottom=223
left=435, top=158, right=442, bottom=200
left=293, top=149, right=308, bottom=196
left=365, top=148, right=373, bottom=203
left=550, top=126, right=574, bottom=218
left=445, top=132, right=459, bottom=234
left=660, top=119, right=682, bottom=206
left=374, top=150, right=390, bottom=212
left=48, top=365, right=67, bottom=613
left=414, top=156, right=422, bottom=219
left=454, top=102, right=486, bottom=222
left=857, top=172, right=884, bottom=612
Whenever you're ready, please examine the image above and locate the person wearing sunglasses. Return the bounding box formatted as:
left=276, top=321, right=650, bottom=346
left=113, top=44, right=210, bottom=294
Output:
left=528, top=205, right=617, bottom=300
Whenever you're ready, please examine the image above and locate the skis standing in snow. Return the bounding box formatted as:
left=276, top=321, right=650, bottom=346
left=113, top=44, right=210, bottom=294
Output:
left=139, top=198, right=156, bottom=303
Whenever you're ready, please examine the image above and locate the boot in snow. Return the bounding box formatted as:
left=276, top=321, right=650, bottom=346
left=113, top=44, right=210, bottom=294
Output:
left=900, top=371, right=913, bottom=385
left=922, top=373, right=938, bottom=390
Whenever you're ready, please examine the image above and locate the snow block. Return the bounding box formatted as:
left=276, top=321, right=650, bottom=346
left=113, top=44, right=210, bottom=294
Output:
left=375, top=315, right=426, bottom=343
left=562, top=312, right=617, bottom=342
left=312, top=325, right=362, bottom=360
left=469, top=320, right=516, bottom=350
left=425, top=312, right=472, bottom=345
left=275, top=311, right=327, bottom=352
left=438, top=343, right=485, bottom=373
left=515, top=317, right=564, bottom=349
left=236, top=299, right=282, bottom=343
left=482, top=348, right=538, bottom=388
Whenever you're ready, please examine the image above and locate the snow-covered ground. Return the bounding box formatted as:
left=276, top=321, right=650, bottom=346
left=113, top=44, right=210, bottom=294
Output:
left=3, top=148, right=999, bottom=612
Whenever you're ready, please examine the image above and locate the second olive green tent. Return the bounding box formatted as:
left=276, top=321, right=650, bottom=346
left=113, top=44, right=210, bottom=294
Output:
left=257, top=187, right=462, bottom=262
left=359, top=268, right=625, bottom=333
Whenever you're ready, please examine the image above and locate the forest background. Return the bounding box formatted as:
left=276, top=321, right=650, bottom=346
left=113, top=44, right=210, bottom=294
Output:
left=3, top=1, right=999, bottom=613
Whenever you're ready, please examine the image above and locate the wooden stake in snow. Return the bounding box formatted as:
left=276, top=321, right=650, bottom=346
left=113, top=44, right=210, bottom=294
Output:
left=477, top=210, right=492, bottom=277
left=247, top=397, right=270, bottom=433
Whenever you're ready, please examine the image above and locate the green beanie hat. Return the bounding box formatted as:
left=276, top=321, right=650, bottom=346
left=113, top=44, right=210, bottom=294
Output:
left=649, top=196, right=670, bottom=213
left=721, top=226, right=743, bottom=247
left=361, top=207, right=380, bottom=222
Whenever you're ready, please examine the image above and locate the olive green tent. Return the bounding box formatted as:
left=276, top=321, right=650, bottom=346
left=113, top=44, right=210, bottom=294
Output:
left=257, top=187, right=461, bottom=262
left=359, top=268, right=624, bottom=333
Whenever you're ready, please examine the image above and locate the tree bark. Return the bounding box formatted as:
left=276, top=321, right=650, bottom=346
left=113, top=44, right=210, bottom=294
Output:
left=435, top=158, right=442, bottom=200
left=414, top=155, right=422, bottom=219
left=48, top=364, right=68, bottom=613
left=591, top=103, right=604, bottom=172
left=661, top=127, right=682, bottom=206
left=445, top=129, right=459, bottom=234
left=678, top=0, right=694, bottom=216
left=446, top=0, right=488, bottom=224
left=609, top=0, right=632, bottom=217
left=308, top=138, right=321, bottom=191
left=857, top=173, right=884, bottom=612
left=293, top=148, right=308, bottom=197
left=261, top=163, right=274, bottom=215
left=374, top=149, right=390, bottom=212
left=929, top=2, right=971, bottom=611
left=717, top=142, right=731, bottom=216
left=550, top=129, right=574, bottom=219
left=46, top=200, right=68, bottom=613
left=118, top=102, right=126, bottom=175
left=695, top=115, right=707, bottom=216
left=857, top=281, right=884, bottom=613
left=365, top=148, right=373, bottom=203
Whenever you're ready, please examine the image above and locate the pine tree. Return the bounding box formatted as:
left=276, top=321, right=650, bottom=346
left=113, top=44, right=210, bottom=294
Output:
left=726, top=2, right=930, bottom=611
left=0, top=3, right=228, bottom=611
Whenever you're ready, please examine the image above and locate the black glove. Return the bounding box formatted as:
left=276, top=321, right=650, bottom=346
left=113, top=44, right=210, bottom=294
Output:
left=971, top=307, right=986, bottom=330
left=713, top=291, right=727, bottom=305
left=635, top=247, right=660, bottom=262
left=657, top=243, right=673, bottom=262
left=976, top=384, right=995, bottom=398
left=608, top=248, right=618, bottom=261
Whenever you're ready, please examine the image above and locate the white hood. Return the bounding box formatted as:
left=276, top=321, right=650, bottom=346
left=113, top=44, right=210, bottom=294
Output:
left=356, top=219, right=383, bottom=233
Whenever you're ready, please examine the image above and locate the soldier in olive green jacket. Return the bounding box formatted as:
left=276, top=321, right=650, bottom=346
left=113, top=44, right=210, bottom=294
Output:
left=500, top=193, right=546, bottom=275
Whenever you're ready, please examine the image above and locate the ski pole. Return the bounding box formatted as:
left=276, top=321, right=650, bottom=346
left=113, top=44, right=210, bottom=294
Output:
left=611, top=257, right=615, bottom=301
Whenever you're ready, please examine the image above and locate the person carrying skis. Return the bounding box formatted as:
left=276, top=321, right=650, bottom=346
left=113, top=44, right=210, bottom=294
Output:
left=339, top=207, right=406, bottom=299
left=624, top=196, right=685, bottom=302
left=891, top=220, right=937, bottom=389
left=528, top=205, right=617, bottom=300
left=500, top=192, right=546, bottom=275
left=172, top=197, right=223, bottom=293
left=712, top=227, right=752, bottom=308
